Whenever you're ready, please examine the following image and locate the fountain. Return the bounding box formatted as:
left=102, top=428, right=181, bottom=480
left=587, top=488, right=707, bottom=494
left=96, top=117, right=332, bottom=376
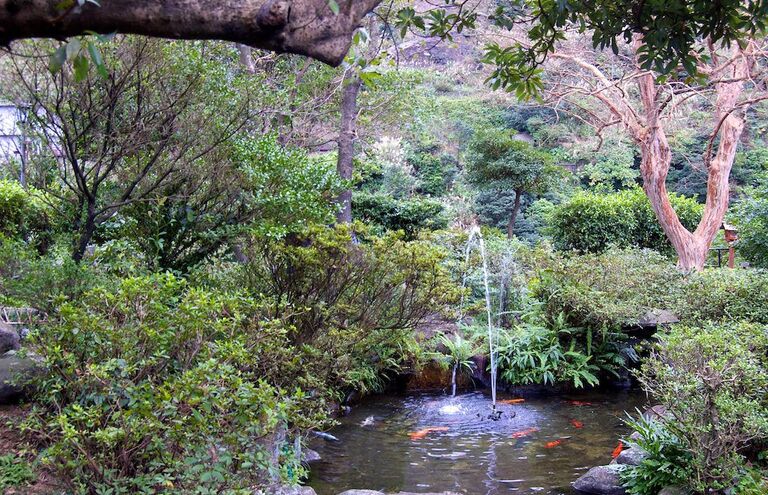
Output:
left=459, top=226, right=499, bottom=412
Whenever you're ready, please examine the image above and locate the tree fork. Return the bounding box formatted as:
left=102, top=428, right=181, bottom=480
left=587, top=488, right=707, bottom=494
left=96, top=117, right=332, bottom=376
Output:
left=0, top=0, right=381, bottom=65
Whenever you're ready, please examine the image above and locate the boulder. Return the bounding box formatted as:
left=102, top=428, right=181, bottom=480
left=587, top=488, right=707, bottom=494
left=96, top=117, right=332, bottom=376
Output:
left=658, top=487, right=688, bottom=495
left=0, top=354, right=41, bottom=404
left=613, top=447, right=648, bottom=466
left=302, top=448, right=321, bottom=463
left=0, top=323, right=20, bottom=354
left=638, top=309, right=679, bottom=328
left=261, top=486, right=317, bottom=495
left=642, top=405, right=672, bottom=422
left=573, top=464, right=627, bottom=495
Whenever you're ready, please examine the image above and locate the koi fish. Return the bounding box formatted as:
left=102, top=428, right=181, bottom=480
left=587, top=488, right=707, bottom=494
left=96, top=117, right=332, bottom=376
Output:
left=611, top=441, right=624, bottom=458
left=498, top=398, right=525, bottom=405
left=545, top=439, right=564, bottom=448
left=569, top=400, right=593, bottom=406
left=570, top=419, right=584, bottom=429
left=510, top=427, right=539, bottom=439
left=409, top=426, right=449, bottom=440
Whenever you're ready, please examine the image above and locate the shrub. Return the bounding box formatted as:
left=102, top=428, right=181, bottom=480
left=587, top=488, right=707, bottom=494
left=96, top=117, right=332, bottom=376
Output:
left=244, top=224, right=460, bottom=394
left=635, top=322, right=768, bottom=493
left=677, top=268, right=768, bottom=324
left=549, top=187, right=702, bottom=253
left=620, top=414, right=693, bottom=495
left=22, top=274, right=318, bottom=493
left=732, top=174, right=768, bottom=267
left=0, top=454, right=36, bottom=490
left=0, top=179, right=55, bottom=249
left=531, top=247, right=682, bottom=330
left=353, top=192, right=447, bottom=239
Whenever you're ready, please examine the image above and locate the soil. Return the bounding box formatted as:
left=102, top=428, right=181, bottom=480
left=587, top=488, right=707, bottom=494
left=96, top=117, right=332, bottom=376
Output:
left=0, top=404, right=66, bottom=495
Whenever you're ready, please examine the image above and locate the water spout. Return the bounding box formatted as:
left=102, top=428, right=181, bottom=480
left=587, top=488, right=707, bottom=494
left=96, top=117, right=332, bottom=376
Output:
left=460, top=226, right=499, bottom=409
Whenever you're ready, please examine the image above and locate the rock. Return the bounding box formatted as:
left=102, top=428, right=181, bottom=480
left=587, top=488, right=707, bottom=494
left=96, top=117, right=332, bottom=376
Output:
left=572, top=464, right=627, bottom=495
left=261, top=486, right=317, bottom=495
left=629, top=431, right=642, bottom=442
left=638, top=309, right=679, bottom=328
left=0, top=323, right=20, bottom=354
left=302, top=448, right=321, bottom=463
left=336, top=491, right=461, bottom=495
left=0, top=354, right=41, bottom=404
left=658, top=487, right=688, bottom=495
left=613, top=447, right=648, bottom=466
left=642, top=405, right=672, bottom=422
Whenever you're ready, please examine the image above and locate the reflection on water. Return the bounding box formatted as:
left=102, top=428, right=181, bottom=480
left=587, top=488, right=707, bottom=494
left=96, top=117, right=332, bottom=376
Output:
left=307, top=390, right=648, bottom=495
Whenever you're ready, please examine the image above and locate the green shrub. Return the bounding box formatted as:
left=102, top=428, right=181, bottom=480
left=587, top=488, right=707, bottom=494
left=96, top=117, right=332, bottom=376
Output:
left=532, top=247, right=682, bottom=330
left=620, top=414, right=693, bottom=495
left=732, top=174, right=768, bottom=267
left=636, top=322, right=768, bottom=493
left=677, top=268, right=768, bottom=324
left=244, top=224, right=459, bottom=394
left=0, top=179, right=55, bottom=248
left=0, top=454, right=36, bottom=490
left=549, top=187, right=702, bottom=253
left=23, top=274, right=319, bottom=493
left=353, top=192, right=447, bottom=239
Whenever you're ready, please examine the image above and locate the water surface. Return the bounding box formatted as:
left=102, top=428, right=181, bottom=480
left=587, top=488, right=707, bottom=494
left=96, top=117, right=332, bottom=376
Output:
left=308, top=389, right=647, bottom=494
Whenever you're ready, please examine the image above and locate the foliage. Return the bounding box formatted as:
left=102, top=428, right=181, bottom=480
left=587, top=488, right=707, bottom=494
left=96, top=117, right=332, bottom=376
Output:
left=549, top=187, right=703, bottom=253
left=677, top=268, right=768, bottom=324
left=242, top=224, right=459, bottom=394
left=0, top=179, right=55, bottom=249
left=496, top=307, right=625, bottom=388
left=433, top=330, right=479, bottom=374
left=636, top=322, right=768, bottom=493
left=0, top=454, right=36, bottom=490
left=619, top=414, right=693, bottom=495
left=353, top=192, right=447, bottom=239
left=465, top=129, right=556, bottom=196
left=531, top=247, right=682, bottom=330
left=22, top=274, right=318, bottom=493
left=110, top=135, right=341, bottom=272
left=733, top=174, right=768, bottom=267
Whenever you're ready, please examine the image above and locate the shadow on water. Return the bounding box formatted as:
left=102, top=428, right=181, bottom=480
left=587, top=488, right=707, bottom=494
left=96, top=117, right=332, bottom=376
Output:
left=307, top=389, right=648, bottom=495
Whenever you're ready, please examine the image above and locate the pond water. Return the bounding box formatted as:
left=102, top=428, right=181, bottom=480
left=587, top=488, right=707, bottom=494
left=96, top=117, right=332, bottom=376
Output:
left=307, top=389, right=649, bottom=495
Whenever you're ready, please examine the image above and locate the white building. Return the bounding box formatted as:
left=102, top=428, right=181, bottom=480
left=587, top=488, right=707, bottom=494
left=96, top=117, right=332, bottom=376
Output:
left=0, top=102, right=28, bottom=182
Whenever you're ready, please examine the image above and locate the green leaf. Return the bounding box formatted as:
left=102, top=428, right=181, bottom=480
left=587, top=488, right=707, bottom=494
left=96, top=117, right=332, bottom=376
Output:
left=327, top=0, right=339, bottom=15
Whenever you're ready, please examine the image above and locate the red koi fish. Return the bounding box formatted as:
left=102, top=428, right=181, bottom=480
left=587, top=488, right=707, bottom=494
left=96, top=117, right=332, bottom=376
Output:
left=499, top=398, right=525, bottom=405
left=570, top=419, right=584, bottom=429
left=510, top=427, right=539, bottom=439
left=409, top=426, right=449, bottom=440
left=545, top=439, right=564, bottom=448
left=611, top=441, right=624, bottom=458
left=569, top=400, right=593, bottom=407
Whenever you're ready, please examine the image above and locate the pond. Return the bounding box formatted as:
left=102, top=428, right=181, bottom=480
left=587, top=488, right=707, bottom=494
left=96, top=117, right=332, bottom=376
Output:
left=307, top=389, right=649, bottom=494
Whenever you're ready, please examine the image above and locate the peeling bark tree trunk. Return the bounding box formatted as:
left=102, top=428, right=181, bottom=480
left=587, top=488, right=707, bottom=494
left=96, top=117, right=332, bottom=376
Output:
left=635, top=49, right=751, bottom=271
left=335, top=71, right=361, bottom=224
left=507, top=188, right=523, bottom=239
left=0, top=0, right=381, bottom=66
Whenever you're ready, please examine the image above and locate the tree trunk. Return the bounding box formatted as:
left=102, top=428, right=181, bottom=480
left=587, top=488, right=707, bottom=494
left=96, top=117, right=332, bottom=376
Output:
left=0, top=0, right=381, bottom=66
left=507, top=189, right=523, bottom=239
left=335, top=71, right=361, bottom=224
left=634, top=46, right=750, bottom=271
left=73, top=201, right=97, bottom=263
left=237, top=44, right=255, bottom=74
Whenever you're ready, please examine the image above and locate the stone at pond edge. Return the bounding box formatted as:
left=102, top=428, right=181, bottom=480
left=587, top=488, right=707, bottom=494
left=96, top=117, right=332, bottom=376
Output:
left=612, top=447, right=648, bottom=466
left=572, top=464, right=627, bottom=495
left=302, top=448, right=321, bottom=463
left=658, top=487, right=688, bottom=495
left=259, top=486, right=317, bottom=495
left=0, top=354, right=41, bottom=404
left=337, top=491, right=462, bottom=495
left=0, top=323, right=20, bottom=354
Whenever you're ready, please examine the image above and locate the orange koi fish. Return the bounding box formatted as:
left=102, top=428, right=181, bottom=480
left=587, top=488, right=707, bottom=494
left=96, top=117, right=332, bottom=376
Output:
left=499, top=398, right=526, bottom=405
left=570, top=419, right=584, bottom=429
left=569, top=400, right=593, bottom=407
left=544, top=439, right=564, bottom=448
left=510, top=427, right=539, bottom=439
left=611, top=441, right=624, bottom=458
left=409, top=426, right=449, bottom=440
